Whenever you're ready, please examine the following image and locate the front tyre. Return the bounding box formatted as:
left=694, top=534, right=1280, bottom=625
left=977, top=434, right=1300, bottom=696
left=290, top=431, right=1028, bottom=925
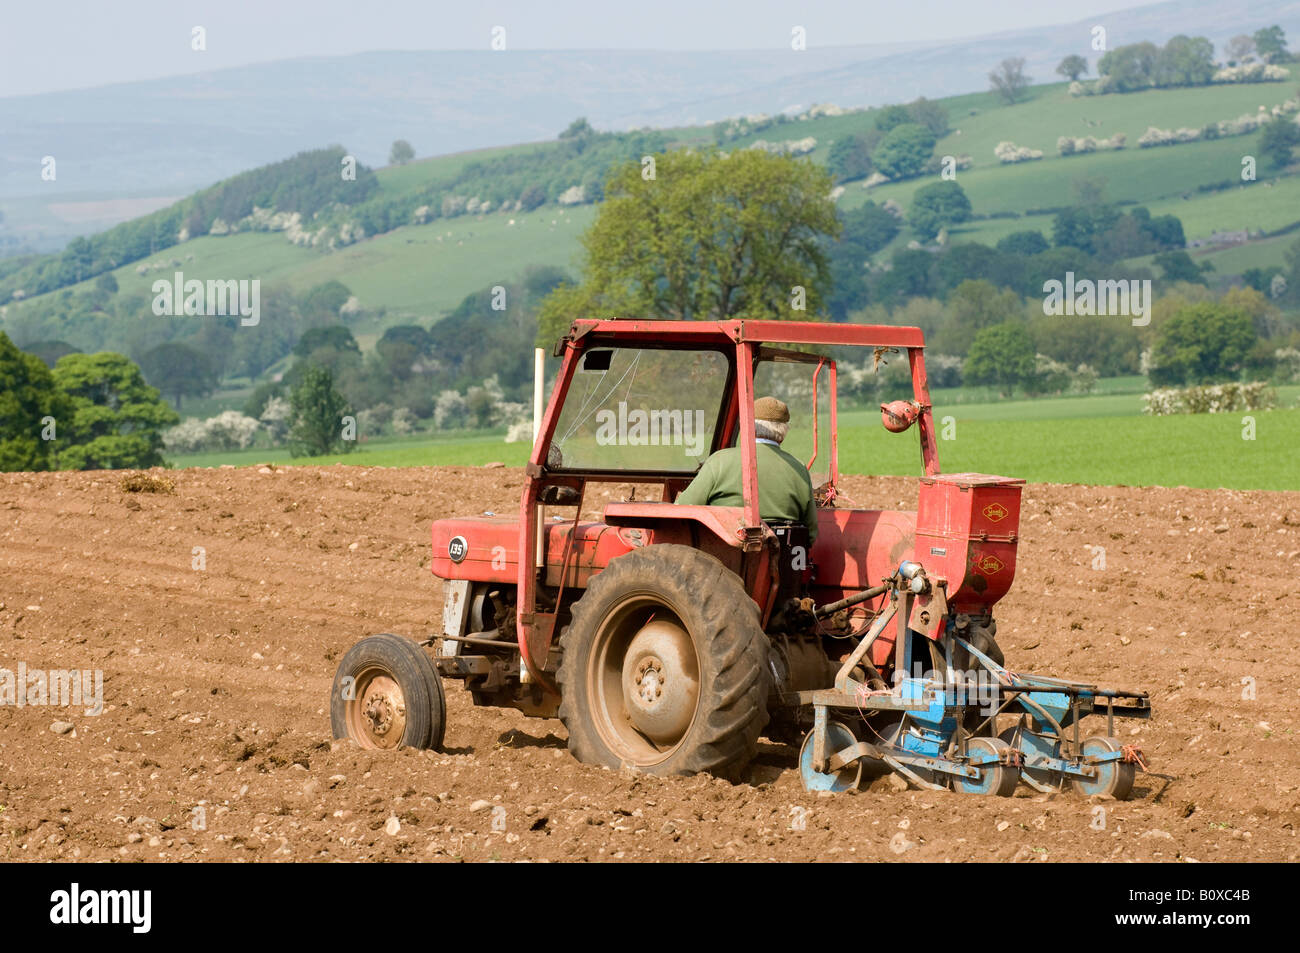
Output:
left=330, top=633, right=446, bottom=750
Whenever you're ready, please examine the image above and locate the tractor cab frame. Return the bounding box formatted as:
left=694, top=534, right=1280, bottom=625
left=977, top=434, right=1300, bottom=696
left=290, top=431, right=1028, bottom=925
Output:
left=513, top=319, right=937, bottom=694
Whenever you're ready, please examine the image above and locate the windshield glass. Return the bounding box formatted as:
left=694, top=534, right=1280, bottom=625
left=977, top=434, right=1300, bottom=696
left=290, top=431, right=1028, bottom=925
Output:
left=753, top=355, right=833, bottom=489
left=549, top=346, right=729, bottom=471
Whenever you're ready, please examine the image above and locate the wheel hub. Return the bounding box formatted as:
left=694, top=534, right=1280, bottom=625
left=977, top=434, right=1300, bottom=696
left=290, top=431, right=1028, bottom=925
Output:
left=634, top=658, right=664, bottom=702
left=355, top=675, right=406, bottom=747
left=363, top=692, right=394, bottom=735
left=621, top=619, right=698, bottom=745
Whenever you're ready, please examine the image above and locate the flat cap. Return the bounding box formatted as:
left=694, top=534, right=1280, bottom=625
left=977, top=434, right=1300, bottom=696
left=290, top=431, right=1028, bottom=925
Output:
left=753, top=396, right=790, bottom=424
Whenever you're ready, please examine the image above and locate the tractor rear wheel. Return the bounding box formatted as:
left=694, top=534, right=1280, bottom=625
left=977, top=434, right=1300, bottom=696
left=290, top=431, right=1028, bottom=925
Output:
left=557, top=545, right=770, bottom=781
left=330, top=634, right=446, bottom=751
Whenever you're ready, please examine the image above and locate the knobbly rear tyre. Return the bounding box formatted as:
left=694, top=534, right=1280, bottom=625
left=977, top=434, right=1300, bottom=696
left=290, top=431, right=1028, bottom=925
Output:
left=557, top=545, right=770, bottom=782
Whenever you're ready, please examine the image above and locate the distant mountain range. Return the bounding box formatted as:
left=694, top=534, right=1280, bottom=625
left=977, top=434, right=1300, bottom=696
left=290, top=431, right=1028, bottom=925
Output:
left=1, top=0, right=1296, bottom=226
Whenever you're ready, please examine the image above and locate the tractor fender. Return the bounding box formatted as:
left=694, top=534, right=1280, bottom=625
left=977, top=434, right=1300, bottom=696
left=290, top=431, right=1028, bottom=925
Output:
left=602, top=502, right=757, bottom=549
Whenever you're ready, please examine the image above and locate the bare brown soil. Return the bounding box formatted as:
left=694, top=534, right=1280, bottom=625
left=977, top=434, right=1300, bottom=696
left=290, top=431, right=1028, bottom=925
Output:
left=1, top=465, right=1297, bottom=862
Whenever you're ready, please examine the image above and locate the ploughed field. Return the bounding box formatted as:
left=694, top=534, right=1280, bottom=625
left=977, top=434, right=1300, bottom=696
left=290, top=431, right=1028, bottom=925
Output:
left=1, top=465, right=1297, bottom=862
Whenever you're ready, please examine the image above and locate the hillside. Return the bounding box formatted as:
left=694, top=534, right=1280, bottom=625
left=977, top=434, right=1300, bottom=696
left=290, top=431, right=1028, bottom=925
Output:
left=5, top=74, right=1299, bottom=330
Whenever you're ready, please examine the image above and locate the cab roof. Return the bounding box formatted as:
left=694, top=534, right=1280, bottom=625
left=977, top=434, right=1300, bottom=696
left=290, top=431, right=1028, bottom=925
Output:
left=567, top=319, right=925, bottom=350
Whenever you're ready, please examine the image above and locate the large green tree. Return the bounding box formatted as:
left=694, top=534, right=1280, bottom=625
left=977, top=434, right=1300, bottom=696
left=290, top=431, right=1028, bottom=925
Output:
left=1259, top=117, right=1300, bottom=168
left=874, top=104, right=913, bottom=133
left=1154, top=35, right=1216, bottom=87
left=909, top=180, right=973, bottom=238
left=906, top=97, right=950, bottom=137
left=1154, top=250, right=1208, bottom=285
left=300, top=281, right=353, bottom=324
left=1, top=332, right=73, bottom=471
left=1051, top=204, right=1122, bottom=254
left=1056, top=55, right=1088, bottom=81
left=828, top=135, right=875, bottom=183
left=1254, top=26, right=1290, bottom=63
left=840, top=201, right=901, bottom=254
left=389, top=140, right=415, bottom=166
left=139, top=341, right=218, bottom=408
left=294, top=324, right=360, bottom=358
left=871, top=123, right=936, bottom=179
left=1148, top=302, right=1257, bottom=385
left=50, top=352, right=179, bottom=470
left=293, top=324, right=362, bottom=377
left=288, top=364, right=353, bottom=457
left=996, top=231, right=1049, bottom=256
left=1098, top=42, right=1159, bottom=91
left=963, top=321, right=1037, bottom=395
left=988, top=58, right=1031, bottom=104
left=536, top=149, right=839, bottom=344
left=375, top=325, right=432, bottom=380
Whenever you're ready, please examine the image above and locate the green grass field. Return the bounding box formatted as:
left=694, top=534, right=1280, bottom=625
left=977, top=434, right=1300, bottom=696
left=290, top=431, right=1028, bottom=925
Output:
left=834, top=407, right=1300, bottom=490
left=91, top=202, right=595, bottom=323
left=170, top=388, right=1300, bottom=491
left=860, top=139, right=1300, bottom=239
left=932, top=82, right=1290, bottom=174
left=169, top=428, right=527, bottom=469
left=1190, top=231, right=1298, bottom=272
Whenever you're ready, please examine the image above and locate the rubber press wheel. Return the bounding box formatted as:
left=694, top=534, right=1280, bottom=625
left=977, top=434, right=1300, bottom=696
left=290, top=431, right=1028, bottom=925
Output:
left=799, top=720, right=863, bottom=792
left=330, top=633, right=446, bottom=750
left=557, top=545, right=770, bottom=781
left=953, top=736, right=1019, bottom=796
left=1071, top=735, right=1136, bottom=800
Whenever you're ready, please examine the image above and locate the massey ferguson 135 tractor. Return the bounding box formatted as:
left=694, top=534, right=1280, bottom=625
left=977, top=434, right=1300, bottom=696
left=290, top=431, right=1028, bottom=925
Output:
left=331, top=319, right=1151, bottom=796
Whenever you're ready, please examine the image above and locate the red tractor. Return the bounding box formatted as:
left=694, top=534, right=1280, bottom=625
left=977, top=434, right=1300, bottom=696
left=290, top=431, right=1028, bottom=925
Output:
left=332, top=319, right=1150, bottom=796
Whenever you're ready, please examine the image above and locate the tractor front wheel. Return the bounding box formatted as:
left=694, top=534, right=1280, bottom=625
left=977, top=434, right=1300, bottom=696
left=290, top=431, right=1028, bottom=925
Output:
left=330, top=634, right=446, bottom=750
left=557, top=545, right=770, bottom=781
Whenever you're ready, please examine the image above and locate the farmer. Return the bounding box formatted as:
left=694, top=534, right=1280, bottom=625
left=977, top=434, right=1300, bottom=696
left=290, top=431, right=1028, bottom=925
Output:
left=675, top=396, right=818, bottom=543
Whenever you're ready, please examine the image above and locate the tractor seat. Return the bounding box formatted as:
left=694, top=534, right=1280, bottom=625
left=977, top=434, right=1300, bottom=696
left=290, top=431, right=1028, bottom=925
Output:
left=765, top=519, right=809, bottom=548
left=764, top=519, right=811, bottom=604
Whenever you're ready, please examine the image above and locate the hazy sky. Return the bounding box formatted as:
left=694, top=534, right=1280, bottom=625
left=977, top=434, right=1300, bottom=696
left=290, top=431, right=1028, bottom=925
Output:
left=2, top=0, right=1147, bottom=97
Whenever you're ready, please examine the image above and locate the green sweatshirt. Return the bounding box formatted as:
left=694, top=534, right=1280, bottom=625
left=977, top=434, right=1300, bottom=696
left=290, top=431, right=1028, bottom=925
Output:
left=675, top=440, right=819, bottom=543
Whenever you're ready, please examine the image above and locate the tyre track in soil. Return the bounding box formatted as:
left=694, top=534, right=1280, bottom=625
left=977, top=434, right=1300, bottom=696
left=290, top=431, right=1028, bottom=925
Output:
left=0, top=465, right=1297, bottom=862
